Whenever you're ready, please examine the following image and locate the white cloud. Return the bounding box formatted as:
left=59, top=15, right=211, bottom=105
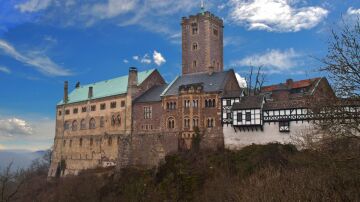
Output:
left=90, top=0, right=138, bottom=19
left=229, top=0, right=328, bottom=32
left=133, top=55, right=140, bottom=61
left=0, top=66, right=11, bottom=74
left=15, top=0, right=53, bottom=13
left=344, top=7, right=360, bottom=24
left=235, top=72, right=247, bottom=88
left=123, top=59, right=129, bottom=64
left=0, top=40, right=71, bottom=76
left=153, top=50, right=166, bottom=66
left=140, top=54, right=152, bottom=64
left=233, top=48, right=301, bottom=73
left=0, top=118, right=33, bottom=137
left=0, top=144, right=5, bottom=150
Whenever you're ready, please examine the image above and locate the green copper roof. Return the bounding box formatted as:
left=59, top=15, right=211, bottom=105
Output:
left=58, top=69, right=156, bottom=105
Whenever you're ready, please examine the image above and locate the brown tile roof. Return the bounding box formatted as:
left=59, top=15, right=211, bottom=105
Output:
left=232, top=95, right=265, bottom=110
left=261, top=77, right=321, bottom=93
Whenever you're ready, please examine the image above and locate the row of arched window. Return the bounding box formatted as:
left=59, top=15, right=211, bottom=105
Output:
left=64, top=115, right=121, bottom=131
left=205, top=99, right=216, bottom=108
left=168, top=117, right=200, bottom=129
left=62, top=136, right=120, bottom=148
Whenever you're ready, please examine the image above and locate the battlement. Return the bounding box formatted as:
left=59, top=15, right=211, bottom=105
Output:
left=181, top=11, right=223, bottom=26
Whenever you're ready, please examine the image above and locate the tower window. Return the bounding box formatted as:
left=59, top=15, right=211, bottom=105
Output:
left=191, top=23, right=198, bottom=35
left=192, top=43, right=198, bottom=50
left=193, top=60, right=197, bottom=68
left=213, top=29, right=218, bottom=36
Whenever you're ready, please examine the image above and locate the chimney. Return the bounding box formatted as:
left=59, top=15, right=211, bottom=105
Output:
left=88, top=86, right=93, bottom=99
left=75, top=82, right=80, bottom=88
left=128, top=67, right=138, bottom=87
left=286, top=79, right=293, bottom=87
left=64, top=81, right=68, bottom=103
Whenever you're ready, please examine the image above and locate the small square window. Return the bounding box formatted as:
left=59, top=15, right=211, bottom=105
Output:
left=73, top=108, right=78, bottom=114
left=58, top=110, right=62, bottom=116
left=279, top=121, right=290, bottom=132
left=226, top=99, right=231, bottom=106
left=65, top=110, right=70, bottom=115
left=110, top=102, right=116, bottom=109
left=237, top=112, right=242, bottom=122
left=100, top=103, right=106, bottom=110
left=121, top=101, right=125, bottom=107
left=82, top=107, right=87, bottom=113
left=91, top=105, right=96, bottom=111
left=245, top=112, right=251, bottom=122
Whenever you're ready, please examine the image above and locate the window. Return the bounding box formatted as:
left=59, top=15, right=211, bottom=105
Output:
left=184, top=118, right=190, bottom=128
left=73, top=108, right=78, bottom=114
left=100, top=117, right=105, bottom=128
left=226, top=99, right=231, bottom=106
left=58, top=110, right=62, bottom=116
left=108, top=137, right=112, bottom=146
left=63, top=140, right=66, bottom=147
left=72, top=120, right=78, bottom=131
left=279, top=121, right=290, bottom=132
left=207, top=118, right=214, bottom=128
left=64, top=121, right=70, bottom=130
left=110, top=102, right=117, bottom=109
left=193, top=118, right=199, bottom=127
left=82, top=107, right=87, bottom=113
left=89, top=118, right=96, bottom=129
left=117, top=115, right=121, bottom=126
left=205, top=99, right=216, bottom=108
left=111, top=115, right=116, bottom=126
left=192, top=43, right=198, bottom=50
left=237, top=112, right=242, bottom=122
left=193, top=100, right=199, bottom=108
left=90, top=138, right=94, bottom=146
left=168, top=118, right=175, bottom=129
left=227, top=113, right=232, bottom=119
left=100, top=103, right=106, bottom=110
left=184, top=100, right=191, bottom=108
left=192, top=23, right=198, bottom=34
left=245, top=112, right=251, bottom=122
left=121, top=101, right=125, bottom=107
left=144, top=107, right=152, bottom=119
left=79, top=138, right=83, bottom=147
left=91, top=105, right=96, bottom=111
left=80, top=119, right=86, bottom=130
left=213, top=28, right=218, bottom=36
left=167, top=102, right=176, bottom=110
left=193, top=60, right=197, bottom=68
left=65, top=110, right=70, bottom=115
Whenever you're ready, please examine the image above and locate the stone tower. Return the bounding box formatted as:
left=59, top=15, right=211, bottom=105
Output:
left=181, top=11, right=224, bottom=75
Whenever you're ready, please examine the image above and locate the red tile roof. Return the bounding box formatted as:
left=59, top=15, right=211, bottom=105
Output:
left=261, top=78, right=321, bottom=93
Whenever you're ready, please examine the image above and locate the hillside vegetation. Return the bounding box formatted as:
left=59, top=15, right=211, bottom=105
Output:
left=2, top=137, right=360, bottom=202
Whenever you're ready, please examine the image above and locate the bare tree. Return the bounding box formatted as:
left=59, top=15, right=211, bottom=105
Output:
left=245, top=65, right=266, bottom=95
left=321, top=18, right=360, bottom=97
left=0, top=163, right=26, bottom=202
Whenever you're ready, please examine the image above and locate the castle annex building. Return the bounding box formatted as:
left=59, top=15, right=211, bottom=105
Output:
left=49, top=10, right=338, bottom=177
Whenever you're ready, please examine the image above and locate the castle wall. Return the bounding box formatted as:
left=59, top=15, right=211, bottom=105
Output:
left=223, top=121, right=313, bottom=150
left=133, top=101, right=163, bottom=133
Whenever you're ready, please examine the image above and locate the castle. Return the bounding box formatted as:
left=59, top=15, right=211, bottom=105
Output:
left=48, top=9, right=336, bottom=177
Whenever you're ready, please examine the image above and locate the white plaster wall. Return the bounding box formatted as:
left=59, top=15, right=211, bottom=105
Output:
left=223, top=121, right=312, bottom=150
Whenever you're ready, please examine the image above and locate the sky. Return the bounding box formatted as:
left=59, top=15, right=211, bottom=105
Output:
left=0, top=0, right=359, bottom=151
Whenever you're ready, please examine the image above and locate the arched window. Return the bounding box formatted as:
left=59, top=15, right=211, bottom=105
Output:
left=212, top=99, right=216, bottom=107
left=80, top=119, right=86, bottom=130
left=193, top=117, right=199, bottom=127
left=72, top=120, right=78, bottom=131
left=111, top=115, right=116, bottom=126
left=100, top=117, right=105, bottom=128
left=64, top=121, right=70, bottom=130
left=89, top=118, right=96, bottom=129
left=117, top=115, right=121, bottom=126
left=192, top=43, right=198, bottom=50
left=168, top=118, right=175, bottom=129
left=205, top=100, right=208, bottom=108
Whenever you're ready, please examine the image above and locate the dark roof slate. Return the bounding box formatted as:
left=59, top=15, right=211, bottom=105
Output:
left=232, top=95, right=265, bottom=110
left=162, top=71, right=231, bottom=96
left=134, top=84, right=168, bottom=103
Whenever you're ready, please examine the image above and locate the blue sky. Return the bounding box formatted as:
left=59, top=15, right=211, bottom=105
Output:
left=0, top=0, right=359, bottom=151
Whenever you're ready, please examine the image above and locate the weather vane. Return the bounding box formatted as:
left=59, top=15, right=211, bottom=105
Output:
left=201, top=0, right=205, bottom=14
